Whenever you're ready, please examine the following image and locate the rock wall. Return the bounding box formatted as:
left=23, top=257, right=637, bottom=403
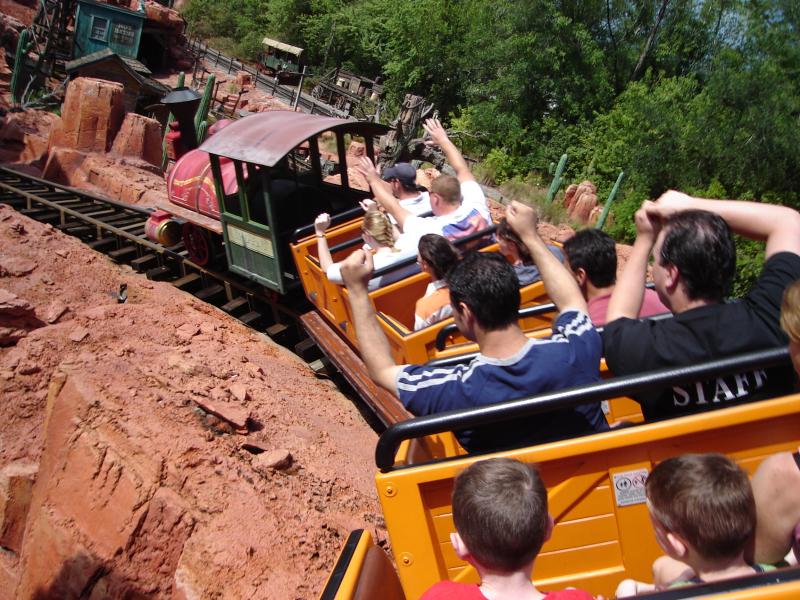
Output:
left=49, top=78, right=125, bottom=154
left=0, top=205, right=384, bottom=599
left=110, top=112, right=163, bottom=167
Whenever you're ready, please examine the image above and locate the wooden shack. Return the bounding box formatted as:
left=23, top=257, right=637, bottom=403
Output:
left=65, top=48, right=170, bottom=113
left=73, top=0, right=145, bottom=61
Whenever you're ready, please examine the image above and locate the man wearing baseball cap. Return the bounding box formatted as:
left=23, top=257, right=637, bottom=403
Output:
left=381, top=162, right=432, bottom=216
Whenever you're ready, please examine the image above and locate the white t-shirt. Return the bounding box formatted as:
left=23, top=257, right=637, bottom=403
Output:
left=398, top=191, right=432, bottom=216
left=403, top=181, right=490, bottom=242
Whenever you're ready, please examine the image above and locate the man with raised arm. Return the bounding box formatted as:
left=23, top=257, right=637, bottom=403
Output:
left=603, top=191, right=800, bottom=421
left=339, top=200, right=608, bottom=453
left=355, top=118, right=490, bottom=243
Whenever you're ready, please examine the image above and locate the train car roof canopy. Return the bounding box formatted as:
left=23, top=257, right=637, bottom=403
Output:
left=199, top=111, right=389, bottom=166
left=261, top=37, right=304, bottom=56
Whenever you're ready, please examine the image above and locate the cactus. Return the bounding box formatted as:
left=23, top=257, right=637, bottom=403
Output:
left=162, top=72, right=186, bottom=170
left=196, top=120, right=208, bottom=145
left=195, top=74, right=215, bottom=132
left=11, top=29, right=32, bottom=106
left=546, top=154, right=568, bottom=204
left=596, top=171, right=625, bottom=231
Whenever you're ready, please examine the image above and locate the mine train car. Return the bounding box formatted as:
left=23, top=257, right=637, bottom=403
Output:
left=258, top=37, right=304, bottom=76
left=321, top=347, right=800, bottom=600
left=147, top=111, right=800, bottom=598
left=149, top=111, right=389, bottom=294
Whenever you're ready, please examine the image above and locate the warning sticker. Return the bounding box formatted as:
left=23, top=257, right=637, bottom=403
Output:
left=612, top=468, right=649, bottom=507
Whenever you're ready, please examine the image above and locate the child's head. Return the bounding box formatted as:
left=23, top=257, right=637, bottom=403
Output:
left=645, top=453, right=755, bottom=562
left=452, top=458, right=551, bottom=573
left=418, top=234, right=460, bottom=281
left=362, top=210, right=396, bottom=250
left=496, top=218, right=533, bottom=266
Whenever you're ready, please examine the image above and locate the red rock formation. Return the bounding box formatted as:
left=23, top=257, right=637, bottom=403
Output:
left=110, top=112, right=163, bottom=167
left=41, top=148, right=87, bottom=187
left=49, top=78, right=125, bottom=154
left=144, top=0, right=186, bottom=31
left=563, top=183, right=579, bottom=212
left=0, top=110, right=61, bottom=165
left=571, top=191, right=598, bottom=224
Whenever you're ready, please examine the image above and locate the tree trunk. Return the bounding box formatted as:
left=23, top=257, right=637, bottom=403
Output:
left=631, top=0, right=671, bottom=81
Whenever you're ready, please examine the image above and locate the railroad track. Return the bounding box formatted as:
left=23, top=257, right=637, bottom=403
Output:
left=0, top=165, right=310, bottom=348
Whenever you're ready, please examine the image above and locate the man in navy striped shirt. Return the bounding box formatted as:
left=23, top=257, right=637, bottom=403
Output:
left=340, top=201, right=608, bottom=452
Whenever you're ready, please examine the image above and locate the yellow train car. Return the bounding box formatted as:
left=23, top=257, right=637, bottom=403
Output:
left=321, top=347, right=799, bottom=599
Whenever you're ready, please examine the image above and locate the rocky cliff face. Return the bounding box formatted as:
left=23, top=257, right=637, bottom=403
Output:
left=0, top=205, right=385, bottom=599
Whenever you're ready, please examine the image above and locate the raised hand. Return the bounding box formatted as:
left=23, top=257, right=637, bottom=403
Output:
left=505, top=200, right=539, bottom=240
left=422, top=118, right=449, bottom=147
left=314, top=212, right=331, bottom=235
left=340, top=248, right=375, bottom=292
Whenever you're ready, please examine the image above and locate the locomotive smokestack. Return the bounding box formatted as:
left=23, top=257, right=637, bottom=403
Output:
left=161, top=87, right=202, bottom=152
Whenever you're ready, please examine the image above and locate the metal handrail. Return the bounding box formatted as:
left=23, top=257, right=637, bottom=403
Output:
left=375, top=346, right=791, bottom=470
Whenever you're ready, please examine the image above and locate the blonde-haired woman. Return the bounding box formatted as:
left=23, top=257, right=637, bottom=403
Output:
left=315, top=208, right=419, bottom=290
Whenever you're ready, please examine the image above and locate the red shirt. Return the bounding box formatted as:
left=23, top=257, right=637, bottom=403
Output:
left=588, top=288, right=668, bottom=327
left=421, top=581, right=595, bottom=599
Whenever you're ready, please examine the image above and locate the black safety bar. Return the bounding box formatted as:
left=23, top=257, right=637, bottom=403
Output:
left=292, top=205, right=364, bottom=242
left=434, top=302, right=557, bottom=350
left=433, top=283, right=661, bottom=351
left=318, top=529, right=365, bottom=600
left=375, top=346, right=791, bottom=470
left=637, top=564, right=800, bottom=599
left=371, top=223, right=497, bottom=278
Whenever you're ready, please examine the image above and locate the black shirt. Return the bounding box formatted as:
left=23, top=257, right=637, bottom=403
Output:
left=603, top=252, right=800, bottom=421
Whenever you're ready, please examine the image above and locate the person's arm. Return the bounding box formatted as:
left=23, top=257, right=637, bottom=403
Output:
left=752, top=451, right=800, bottom=564
left=423, top=118, right=475, bottom=184
left=606, top=202, right=660, bottom=323
left=355, top=156, right=413, bottom=229
left=339, top=249, right=402, bottom=393
left=653, top=190, right=800, bottom=259
left=314, top=213, right=334, bottom=272
left=506, top=200, right=587, bottom=314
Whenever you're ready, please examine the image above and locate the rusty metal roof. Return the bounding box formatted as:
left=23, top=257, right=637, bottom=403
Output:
left=261, top=37, right=304, bottom=56
left=198, top=111, right=389, bottom=166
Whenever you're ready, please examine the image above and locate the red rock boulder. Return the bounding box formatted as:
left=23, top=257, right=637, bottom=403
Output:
left=0, top=110, right=61, bottom=165
left=110, top=112, right=163, bottom=167
left=571, top=191, right=598, bottom=224
left=49, top=77, right=125, bottom=154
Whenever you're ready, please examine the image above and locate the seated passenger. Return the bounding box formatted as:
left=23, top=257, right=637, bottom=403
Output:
left=603, top=191, right=800, bottom=421
left=421, top=458, right=593, bottom=600
left=496, top=217, right=564, bottom=286
left=414, top=234, right=460, bottom=330
left=562, top=228, right=667, bottom=326
left=355, top=118, right=490, bottom=243
left=751, top=280, right=800, bottom=565
left=314, top=210, right=418, bottom=291
left=617, top=453, right=770, bottom=596
left=380, top=162, right=432, bottom=216
left=338, top=200, right=608, bottom=453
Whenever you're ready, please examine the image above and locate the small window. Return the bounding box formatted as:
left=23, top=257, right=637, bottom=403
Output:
left=89, top=16, right=109, bottom=41
left=111, top=22, right=136, bottom=46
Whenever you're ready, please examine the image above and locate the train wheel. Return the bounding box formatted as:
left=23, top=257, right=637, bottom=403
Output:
left=182, top=223, right=212, bottom=266
left=311, top=85, right=322, bottom=99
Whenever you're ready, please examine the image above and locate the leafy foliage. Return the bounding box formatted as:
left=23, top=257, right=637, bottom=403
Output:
left=183, top=0, right=800, bottom=294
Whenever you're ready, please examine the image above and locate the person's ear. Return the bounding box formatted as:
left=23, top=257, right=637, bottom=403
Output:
left=664, top=263, right=681, bottom=294
left=574, top=267, right=588, bottom=287
left=451, top=532, right=470, bottom=561
left=543, top=514, right=555, bottom=542
left=665, top=531, right=689, bottom=559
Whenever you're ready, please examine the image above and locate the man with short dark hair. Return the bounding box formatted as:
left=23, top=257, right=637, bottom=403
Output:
left=339, top=200, right=608, bottom=453
left=562, top=228, right=667, bottom=325
left=603, top=191, right=800, bottom=421
left=380, top=162, right=431, bottom=216
left=356, top=118, right=490, bottom=243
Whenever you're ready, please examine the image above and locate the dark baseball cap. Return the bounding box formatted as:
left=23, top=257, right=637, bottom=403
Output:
left=381, top=162, right=417, bottom=186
